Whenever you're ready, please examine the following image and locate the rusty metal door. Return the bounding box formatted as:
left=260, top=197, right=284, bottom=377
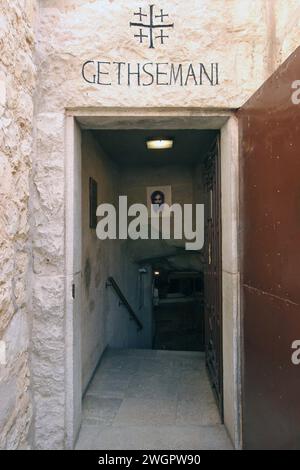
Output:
left=238, top=48, right=300, bottom=449
left=204, top=138, right=223, bottom=417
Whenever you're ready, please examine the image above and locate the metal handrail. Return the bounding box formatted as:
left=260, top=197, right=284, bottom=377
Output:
left=105, top=276, right=143, bottom=331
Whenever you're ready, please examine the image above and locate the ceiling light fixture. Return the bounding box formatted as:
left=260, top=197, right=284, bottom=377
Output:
left=146, top=139, right=174, bottom=150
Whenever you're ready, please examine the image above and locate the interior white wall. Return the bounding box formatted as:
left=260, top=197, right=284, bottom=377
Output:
left=120, top=163, right=195, bottom=254
left=81, top=131, right=153, bottom=392
left=120, top=164, right=194, bottom=207
left=118, top=162, right=202, bottom=343
left=81, top=130, right=121, bottom=391
left=118, top=255, right=153, bottom=350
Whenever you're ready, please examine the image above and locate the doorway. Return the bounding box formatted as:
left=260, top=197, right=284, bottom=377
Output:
left=80, top=127, right=222, bottom=403
left=65, top=111, right=241, bottom=449
left=153, top=270, right=205, bottom=351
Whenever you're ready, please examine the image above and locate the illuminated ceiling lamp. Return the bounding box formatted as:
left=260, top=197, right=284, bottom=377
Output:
left=146, top=138, right=174, bottom=150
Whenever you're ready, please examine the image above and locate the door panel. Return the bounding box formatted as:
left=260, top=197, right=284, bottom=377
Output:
left=204, top=138, right=223, bottom=417
left=238, top=47, right=300, bottom=449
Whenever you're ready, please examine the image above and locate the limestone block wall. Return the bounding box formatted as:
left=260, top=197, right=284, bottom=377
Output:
left=31, top=112, right=66, bottom=450
left=0, top=0, right=298, bottom=451
left=121, top=164, right=195, bottom=208
left=0, top=0, right=37, bottom=449
left=274, top=0, right=300, bottom=66
left=36, top=0, right=273, bottom=111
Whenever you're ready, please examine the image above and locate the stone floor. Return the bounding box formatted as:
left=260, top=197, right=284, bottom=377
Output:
left=75, top=349, right=233, bottom=450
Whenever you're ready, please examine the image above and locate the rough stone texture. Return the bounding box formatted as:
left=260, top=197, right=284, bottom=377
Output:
left=36, top=0, right=273, bottom=111
left=274, top=0, right=300, bottom=66
left=32, top=0, right=300, bottom=442
left=33, top=112, right=65, bottom=276
left=0, top=0, right=37, bottom=450
left=31, top=110, right=66, bottom=448
left=31, top=275, right=65, bottom=448
left=1, top=0, right=300, bottom=451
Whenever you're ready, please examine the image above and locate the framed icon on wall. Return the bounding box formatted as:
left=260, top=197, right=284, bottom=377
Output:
left=146, top=185, right=172, bottom=217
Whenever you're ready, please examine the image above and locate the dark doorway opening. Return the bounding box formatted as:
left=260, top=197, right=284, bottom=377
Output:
left=153, top=270, right=205, bottom=351
left=80, top=127, right=224, bottom=425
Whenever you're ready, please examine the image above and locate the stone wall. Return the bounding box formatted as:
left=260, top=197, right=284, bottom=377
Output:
left=31, top=0, right=300, bottom=448
left=35, top=0, right=300, bottom=114
left=274, top=0, right=300, bottom=66
left=1, top=0, right=300, bottom=451
left=0, top=0, right=37, bottom=450
left=36, top=0, right=273, bottom=111
left=117, top=158, right=207, bottom=276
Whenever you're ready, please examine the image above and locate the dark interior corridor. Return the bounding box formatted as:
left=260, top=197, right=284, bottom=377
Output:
left=152, top=271, right=204, bottom=351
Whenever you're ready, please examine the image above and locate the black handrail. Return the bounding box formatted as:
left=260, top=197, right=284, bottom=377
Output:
left=105, top=276, right=143, bottom=331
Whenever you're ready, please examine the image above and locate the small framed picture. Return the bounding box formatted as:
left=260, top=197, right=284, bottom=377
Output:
left=89, top=177, right=98, bottom=229
left=147, top=185, right=172, bottom=217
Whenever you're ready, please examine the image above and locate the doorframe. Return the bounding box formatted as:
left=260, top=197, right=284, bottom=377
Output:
left=64, top=108, right=242, bottom=449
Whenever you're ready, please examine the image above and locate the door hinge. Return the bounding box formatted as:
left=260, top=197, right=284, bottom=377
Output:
left=72, top=283, right=75, bottom=299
